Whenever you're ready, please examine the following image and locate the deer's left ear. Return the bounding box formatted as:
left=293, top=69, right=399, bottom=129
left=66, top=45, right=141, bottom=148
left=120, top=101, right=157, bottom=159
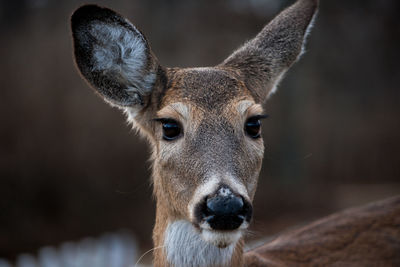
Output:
left=71, top=5, right=159, bottom=111
left=221, top=0, right=318, bottom=102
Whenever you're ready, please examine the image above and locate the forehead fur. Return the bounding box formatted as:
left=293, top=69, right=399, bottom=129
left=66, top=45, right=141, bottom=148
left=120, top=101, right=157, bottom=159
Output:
left=162, top=67, right=253, bottom=111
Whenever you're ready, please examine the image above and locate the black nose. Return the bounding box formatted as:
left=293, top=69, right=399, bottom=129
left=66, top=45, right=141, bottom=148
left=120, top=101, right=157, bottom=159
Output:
left=198, top=187, right=252, bottom=230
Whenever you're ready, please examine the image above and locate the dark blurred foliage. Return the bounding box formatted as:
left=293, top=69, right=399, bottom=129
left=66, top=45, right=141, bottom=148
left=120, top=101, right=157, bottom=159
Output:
left=1, top=0, right=400, bottom=261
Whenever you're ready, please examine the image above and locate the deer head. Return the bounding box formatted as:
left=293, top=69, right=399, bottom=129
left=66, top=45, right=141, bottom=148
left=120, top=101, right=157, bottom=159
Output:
left=71, top=0, right=318, bottom=266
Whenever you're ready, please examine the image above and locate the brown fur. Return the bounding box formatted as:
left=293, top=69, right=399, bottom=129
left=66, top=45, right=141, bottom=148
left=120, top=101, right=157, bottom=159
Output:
left=150, top=69, right=264, bottom=266
left=71, top=1, right=400, bottom=266
left=70, top=1, right=321, bottom=266
left=244, top=196, right=400, bottom=266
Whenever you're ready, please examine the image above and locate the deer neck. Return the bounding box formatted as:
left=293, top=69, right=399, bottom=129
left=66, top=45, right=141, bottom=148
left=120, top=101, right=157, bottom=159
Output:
left=152, top=198, right=244, bottom=267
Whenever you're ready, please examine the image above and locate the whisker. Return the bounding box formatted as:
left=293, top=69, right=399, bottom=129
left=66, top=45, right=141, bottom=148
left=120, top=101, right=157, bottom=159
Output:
left=134, top=245, right=165, bottom=267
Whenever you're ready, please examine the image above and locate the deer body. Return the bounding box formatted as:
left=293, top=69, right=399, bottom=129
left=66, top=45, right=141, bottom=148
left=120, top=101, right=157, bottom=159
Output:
left=71, top=1, right=400, bottom=266
left=245, top=196, right=400, bottom=266
left=70, top=1, right=322, bottom=266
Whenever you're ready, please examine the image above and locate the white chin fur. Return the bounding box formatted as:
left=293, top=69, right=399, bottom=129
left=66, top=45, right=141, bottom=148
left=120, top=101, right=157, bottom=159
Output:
left=165, top=220, right=240, bottom=267
left=201, top=229, right=242, bottom=248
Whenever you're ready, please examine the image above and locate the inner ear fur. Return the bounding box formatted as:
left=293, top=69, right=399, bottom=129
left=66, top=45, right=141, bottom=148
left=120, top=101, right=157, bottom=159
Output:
left=221, top=0, right=318, bottom=102
left=71, top=4, right=160, bottom=109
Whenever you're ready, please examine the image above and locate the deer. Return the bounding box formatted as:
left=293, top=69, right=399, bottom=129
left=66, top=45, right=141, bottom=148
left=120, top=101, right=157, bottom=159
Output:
left=70, top=0, right=400, bottom=266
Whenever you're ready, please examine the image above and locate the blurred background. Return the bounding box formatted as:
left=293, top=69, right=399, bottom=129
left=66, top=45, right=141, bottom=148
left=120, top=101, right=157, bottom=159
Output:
left=1, top=0, right=400, bottom=265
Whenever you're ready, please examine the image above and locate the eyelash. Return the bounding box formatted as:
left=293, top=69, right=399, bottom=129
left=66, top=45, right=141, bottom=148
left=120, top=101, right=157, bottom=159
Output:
left=248, top=114, right=269, bottom=120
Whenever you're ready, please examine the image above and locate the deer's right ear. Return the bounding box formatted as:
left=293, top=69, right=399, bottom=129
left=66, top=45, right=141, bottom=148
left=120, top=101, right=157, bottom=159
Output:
left=71, top=5, right=159, bottom=111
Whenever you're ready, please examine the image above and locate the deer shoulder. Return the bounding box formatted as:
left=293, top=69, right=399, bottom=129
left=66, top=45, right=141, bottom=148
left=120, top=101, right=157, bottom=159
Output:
left=245, top=196, right=400, bottom=266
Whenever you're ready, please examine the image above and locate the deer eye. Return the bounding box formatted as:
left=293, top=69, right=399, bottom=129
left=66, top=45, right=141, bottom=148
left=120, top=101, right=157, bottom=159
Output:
left=245, top=115, right=268, bottom=139
left=156, top=118, right=182, bottom=141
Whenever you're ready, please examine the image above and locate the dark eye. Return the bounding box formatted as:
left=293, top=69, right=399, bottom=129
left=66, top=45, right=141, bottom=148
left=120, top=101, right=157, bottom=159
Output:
left=157, top=119, right=182, bottom=141
left=245, top=115, right=267, bottom=139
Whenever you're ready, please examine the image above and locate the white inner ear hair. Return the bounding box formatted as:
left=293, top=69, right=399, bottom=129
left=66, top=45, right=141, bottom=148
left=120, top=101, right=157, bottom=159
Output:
left=165, top=220, right=236, bottom=267
left=89, top=22, right=156, bottom=102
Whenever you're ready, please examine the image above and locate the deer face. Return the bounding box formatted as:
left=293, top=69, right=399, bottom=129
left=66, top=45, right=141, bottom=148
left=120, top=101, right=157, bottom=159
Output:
left=71, top=0, right=317, bottom=251
left=151, top=67, right=264, bottom=247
